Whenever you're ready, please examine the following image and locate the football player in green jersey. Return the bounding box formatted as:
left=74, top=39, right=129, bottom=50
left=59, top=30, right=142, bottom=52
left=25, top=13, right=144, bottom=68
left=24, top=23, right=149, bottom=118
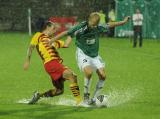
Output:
left=48, top=12, right=130, bottom=105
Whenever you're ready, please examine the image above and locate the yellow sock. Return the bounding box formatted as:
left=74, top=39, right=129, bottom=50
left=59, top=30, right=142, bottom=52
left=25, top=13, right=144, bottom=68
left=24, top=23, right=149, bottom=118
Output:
left=70, top=83, right=82, bottom=105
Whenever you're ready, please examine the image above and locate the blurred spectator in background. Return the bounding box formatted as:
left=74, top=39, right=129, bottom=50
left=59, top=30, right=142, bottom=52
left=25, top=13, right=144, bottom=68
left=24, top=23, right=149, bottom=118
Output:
left=35, top=17, right=46, bottom=32
left=98, top=10, right=106, bottom=25
left=132, top=8, right=143, bottom=48
left=98, top=10, right=107, bottom=36
left=108, top=9, right=116, bottom=37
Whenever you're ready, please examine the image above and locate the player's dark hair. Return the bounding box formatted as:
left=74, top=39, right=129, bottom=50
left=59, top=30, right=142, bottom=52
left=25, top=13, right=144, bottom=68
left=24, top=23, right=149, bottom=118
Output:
left=35, top=17, right=52, bottom=32
left=41, top=22, right=53, bottom=31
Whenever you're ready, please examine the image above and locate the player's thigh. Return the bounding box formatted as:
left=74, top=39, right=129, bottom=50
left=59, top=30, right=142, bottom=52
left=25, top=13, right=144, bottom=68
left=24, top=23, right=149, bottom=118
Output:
left=91, top=56, right=106, bottom=80
left=92, top=55, right=105, bottom=70
left=96, top=67, right=106, bottom=80
left=76, top=48, right=91, bottom=71
left=83, top=65, right=94, bottom=78
left=62, top=69, right=77, bottom=83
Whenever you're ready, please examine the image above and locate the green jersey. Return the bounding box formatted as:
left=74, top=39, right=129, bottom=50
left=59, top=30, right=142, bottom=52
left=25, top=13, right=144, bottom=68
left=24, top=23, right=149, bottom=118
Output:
left=67, top=21, right=109, bottom=57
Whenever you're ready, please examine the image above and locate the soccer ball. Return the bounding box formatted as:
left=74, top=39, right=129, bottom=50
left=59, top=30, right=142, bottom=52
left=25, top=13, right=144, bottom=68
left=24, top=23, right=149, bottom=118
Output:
left=96, top=95, right=108, bottom=107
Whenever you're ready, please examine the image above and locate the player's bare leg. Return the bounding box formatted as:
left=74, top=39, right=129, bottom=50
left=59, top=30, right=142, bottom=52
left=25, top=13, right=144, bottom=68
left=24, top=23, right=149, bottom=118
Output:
left=42, top=89, right=63, bottom=97
left=63, top=69, right=82, bottom=105
left=90, top=68, right=106, bottom=104
left=83, top=66, right=93, bottom=103
left=39, top=77, right=64, bottom=97
left=28, top=89, right=64, bottom=104
left=28, top=79, right=64, bottom=104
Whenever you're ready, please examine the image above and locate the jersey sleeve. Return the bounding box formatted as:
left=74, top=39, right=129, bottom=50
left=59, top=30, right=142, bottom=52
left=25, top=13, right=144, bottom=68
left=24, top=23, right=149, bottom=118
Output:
left=67, top=21, right=87, bottom=37
left=52, top=40, right=65, bottom=49
left=98, top=24, right=110, bottom=33
left=30, top=33, right=40, bottom=46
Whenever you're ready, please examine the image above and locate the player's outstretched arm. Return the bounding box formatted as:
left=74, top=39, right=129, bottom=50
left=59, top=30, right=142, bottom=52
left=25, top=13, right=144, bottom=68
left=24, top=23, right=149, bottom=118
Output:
left=51, top=36, right=72, bottom=49
left=49, top=31, right=68, bottom=45
left=23, top=45, right=35, bottom=70
left=63, top=36, right=72, bottom=48
left=108, top=16, right=130, bottom=28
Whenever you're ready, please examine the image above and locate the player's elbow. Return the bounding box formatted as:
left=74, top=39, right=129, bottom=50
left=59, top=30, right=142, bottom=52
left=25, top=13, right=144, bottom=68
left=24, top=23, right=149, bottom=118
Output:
left=108, top=23, right=115, bottom=28
left=63, top=45, right=69, bottom=48
left=62, top=31, right=69, bottom=36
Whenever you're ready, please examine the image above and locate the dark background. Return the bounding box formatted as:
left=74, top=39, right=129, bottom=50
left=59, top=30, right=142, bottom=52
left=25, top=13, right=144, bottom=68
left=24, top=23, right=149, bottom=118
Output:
left=0, top=0, right=115, bottom=31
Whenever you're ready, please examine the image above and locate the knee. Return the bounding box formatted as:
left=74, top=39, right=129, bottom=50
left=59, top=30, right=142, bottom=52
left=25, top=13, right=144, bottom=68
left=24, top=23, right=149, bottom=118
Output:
left=66, top=70, right=77, bottom=82
left=84, top=69, right=93, bottom=79
left=69, top=71, right=77, bottom=80
left=99, top=72, right=106, bottom=80
left=72, top=73, right=77, bottom=82
left=63, top=69, right=77, bottom=79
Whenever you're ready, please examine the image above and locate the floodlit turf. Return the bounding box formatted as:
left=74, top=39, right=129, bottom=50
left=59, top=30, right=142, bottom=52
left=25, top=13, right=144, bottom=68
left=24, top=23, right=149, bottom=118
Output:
left=0, top=32, right=160, bottom=119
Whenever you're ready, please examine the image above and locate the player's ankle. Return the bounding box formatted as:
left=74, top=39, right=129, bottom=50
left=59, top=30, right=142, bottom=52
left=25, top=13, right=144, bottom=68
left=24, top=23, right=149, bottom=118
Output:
left=75, top=96, right=82, bottom=105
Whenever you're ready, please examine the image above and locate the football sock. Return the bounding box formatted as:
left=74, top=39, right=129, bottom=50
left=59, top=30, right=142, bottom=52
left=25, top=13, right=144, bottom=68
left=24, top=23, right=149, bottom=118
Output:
left=70, top=83, right=81, bottom=104
left=84, top=77, right=91, bottom=94
left=93, top=79, right=105, bottom=100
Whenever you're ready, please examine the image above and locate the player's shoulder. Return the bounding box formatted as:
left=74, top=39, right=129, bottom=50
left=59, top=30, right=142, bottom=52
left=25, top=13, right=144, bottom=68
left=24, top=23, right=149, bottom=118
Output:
left=98, top=23, right=109, bottom=29
left=72, top=21, right=87, bottom=30
left=30, top=32, right=44, bottom=45
left=32, top=32, right=49, bottom=42
left=81, top=21, right=87, bottom=24
left=79, top=21, right=87, bottom=27
left=32, top=32, right=43, bottom=40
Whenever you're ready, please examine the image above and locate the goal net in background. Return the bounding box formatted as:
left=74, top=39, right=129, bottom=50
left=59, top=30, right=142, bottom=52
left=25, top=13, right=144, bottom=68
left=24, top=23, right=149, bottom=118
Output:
left=115, top=0, right=160, bottom=39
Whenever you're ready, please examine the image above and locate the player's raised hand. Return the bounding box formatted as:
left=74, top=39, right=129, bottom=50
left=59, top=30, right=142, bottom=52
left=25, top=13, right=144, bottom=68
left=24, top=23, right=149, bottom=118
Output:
left=123, top=16, right=131, bottom=23
left=63, top=36, right=72, bottom=48
left=23, top=59, right=30, bottom=70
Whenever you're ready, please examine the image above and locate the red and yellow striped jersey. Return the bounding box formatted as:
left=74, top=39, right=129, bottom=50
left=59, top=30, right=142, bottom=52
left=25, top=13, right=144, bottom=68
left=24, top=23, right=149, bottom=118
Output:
left=30, top=32, right=64, bottom=64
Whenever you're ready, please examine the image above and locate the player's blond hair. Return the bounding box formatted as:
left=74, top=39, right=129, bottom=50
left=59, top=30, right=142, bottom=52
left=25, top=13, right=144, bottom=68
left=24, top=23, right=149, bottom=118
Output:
left=88, top=12, right=100, bottom=24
